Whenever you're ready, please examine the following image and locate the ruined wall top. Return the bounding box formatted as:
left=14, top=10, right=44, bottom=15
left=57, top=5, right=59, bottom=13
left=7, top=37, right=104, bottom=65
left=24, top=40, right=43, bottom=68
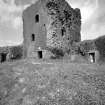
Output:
left=44, top=0, right=81, bottom=29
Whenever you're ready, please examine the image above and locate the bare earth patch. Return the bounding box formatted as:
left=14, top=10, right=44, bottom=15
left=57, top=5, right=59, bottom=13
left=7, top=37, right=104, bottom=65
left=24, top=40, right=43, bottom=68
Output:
left=0, top=59, right=105, bottom=105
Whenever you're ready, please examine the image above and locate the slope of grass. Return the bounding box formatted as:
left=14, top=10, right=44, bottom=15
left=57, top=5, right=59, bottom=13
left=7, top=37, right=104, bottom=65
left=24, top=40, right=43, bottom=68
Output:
left=0, top=59, right=105, bottom=105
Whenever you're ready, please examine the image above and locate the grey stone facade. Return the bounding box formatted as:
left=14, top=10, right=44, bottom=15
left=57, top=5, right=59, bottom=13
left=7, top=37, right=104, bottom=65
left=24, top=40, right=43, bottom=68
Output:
left=22, top=0, right=81, bottom=59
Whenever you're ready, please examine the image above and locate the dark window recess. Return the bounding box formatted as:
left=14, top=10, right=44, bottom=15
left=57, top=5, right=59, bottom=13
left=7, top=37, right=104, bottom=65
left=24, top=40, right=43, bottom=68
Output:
left=35, top=14, right=39, bottom=23
left=32, top=34, right=35, bottom=41
left=61, top=28, right=66, bottom=36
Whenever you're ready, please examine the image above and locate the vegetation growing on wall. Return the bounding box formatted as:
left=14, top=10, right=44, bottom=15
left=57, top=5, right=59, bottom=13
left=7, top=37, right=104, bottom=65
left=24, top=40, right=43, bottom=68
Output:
left=47, top=47, right=64, bottom=58
left=46, top=0, right=81, bottom=54
left=0, top=45, right=23, bottom=62
left=76, top=40, right=96, bottom=55
left=9, top=45, right=23, bottom=60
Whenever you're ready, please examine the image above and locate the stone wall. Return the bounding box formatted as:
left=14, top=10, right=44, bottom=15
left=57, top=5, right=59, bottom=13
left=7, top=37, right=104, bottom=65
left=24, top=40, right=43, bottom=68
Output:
left=23, top=0, right=81, bottom=58
left=75, top=40, right=101, bottom=63
left=45, top=0, right=81, bottom=53
left=23, top=0, right=49, bottom=58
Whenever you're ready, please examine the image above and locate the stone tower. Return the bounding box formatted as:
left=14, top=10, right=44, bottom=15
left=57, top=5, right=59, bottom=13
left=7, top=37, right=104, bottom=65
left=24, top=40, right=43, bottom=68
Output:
left=22, top=0, right=81, bottom=58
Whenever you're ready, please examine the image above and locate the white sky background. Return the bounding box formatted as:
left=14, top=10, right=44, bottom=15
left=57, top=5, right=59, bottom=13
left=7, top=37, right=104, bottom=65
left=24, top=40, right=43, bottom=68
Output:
left=0, top=0, right=105, bottom=46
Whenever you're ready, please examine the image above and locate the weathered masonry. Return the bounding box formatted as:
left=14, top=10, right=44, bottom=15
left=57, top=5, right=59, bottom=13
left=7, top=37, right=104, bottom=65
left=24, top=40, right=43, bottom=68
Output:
left=22, top=0, right=81, bottom=59
left=78, top=40, right=100, bottom=63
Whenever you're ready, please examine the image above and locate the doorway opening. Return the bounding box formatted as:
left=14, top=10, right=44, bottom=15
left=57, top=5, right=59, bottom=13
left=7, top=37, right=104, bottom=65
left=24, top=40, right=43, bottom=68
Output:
left=89, top=52, right=95, bottom=63
left=38, top=51, right=43, bottom=59
left=1, top=53, right=7, bottom=63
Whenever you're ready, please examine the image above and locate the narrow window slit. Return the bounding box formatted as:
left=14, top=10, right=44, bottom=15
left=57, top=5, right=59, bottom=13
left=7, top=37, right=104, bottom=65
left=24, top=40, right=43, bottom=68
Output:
left=35, top=14, right=39, bottom=23
left=32, top=34, right=35, bottom=41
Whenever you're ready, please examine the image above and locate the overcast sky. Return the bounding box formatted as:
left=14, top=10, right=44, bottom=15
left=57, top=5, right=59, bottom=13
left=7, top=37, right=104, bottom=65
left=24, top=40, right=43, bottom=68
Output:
left=0, top=0, right=105, bottom=46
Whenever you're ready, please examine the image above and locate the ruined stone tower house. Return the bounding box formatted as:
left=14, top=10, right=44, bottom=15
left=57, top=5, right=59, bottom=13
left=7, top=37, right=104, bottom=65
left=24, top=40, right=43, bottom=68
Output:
left=22, top=0, right=81, bottom=59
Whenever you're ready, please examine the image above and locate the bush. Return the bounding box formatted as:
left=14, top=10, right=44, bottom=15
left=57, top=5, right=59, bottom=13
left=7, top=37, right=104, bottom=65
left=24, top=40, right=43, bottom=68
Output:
left=9, top=45, right=23, bottom=60
left=47, top=47, right=64, bottom=59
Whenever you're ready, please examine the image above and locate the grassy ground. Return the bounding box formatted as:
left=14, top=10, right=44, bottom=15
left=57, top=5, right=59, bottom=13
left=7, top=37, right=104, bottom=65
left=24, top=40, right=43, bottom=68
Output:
left=0, top=59, right=105, bottom=105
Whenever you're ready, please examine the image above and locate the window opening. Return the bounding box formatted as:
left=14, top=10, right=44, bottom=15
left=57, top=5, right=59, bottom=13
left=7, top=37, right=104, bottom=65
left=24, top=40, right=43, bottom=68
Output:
left=32, top=34, right=35, bottom=41
left=35, top=14, right=39, bottom=23
left=61, top=27, right=66, bottom=36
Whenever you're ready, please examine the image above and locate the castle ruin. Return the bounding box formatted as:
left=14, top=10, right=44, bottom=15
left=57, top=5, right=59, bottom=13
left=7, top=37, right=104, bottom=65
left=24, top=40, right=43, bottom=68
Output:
left=22, top=0, right=81, bottom=59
